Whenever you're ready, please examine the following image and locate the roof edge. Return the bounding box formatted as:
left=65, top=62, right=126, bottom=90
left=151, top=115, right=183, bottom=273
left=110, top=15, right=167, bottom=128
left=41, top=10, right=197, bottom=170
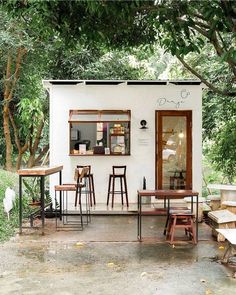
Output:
left=42, top=79, right=203, bottom=87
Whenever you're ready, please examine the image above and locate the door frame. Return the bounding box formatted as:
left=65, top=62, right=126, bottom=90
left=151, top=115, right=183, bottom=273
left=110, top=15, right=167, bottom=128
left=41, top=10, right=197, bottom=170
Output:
left=155, top=110, right=192, bottom=190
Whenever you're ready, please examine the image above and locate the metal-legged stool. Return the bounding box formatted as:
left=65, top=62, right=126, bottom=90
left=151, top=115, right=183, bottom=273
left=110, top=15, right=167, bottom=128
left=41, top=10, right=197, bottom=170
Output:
left=77, top=165, right=96, bottom=206
left=74, top=166, right=91, bottom=224
left=54, top=166, right=91, bottom=230
left=166, top=211, right=196, bottom=244
left=54, top=184, right=83, bottom=230
left=107, top=165, right=128, bottom=208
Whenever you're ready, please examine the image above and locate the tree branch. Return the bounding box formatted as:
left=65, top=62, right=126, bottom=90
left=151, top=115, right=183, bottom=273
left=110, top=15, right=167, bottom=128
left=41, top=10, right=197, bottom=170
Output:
left=210, top=31, right=236, bottom=74
left=29, top=125, right=34, bottom=154
left=216, top=30, right=228, bottom=51
left=193, top=12, right=207, bottom=22
left=220, top=0, right=236, bottom=32
left=31, top=117, right=44, bottom=154
left=34, top=144, right=49, bottom=166
left=8, top=47, right=27, bottom=101
left=4, top=52, right=12, bottom=101
left=9, top=110, right=21, bottom=151
left=193, top=20, right=210, bottom=30
left=189, top=24, right=236, bottom=74
left=9, top=110, right=28, bottom=153
left=177, top=55, right=236, bottom=96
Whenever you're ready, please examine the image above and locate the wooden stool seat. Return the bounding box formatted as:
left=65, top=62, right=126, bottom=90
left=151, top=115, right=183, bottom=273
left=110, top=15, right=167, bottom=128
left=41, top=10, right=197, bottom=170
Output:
left=54, top=184, right=76, bottom=191
left=107, top=165, right=128, bottom=208
left=167, top=213, right=196, bottom=244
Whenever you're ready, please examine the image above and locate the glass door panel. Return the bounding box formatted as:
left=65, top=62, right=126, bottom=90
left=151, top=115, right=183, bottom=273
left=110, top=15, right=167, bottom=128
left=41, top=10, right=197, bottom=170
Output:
left=162, top=116, right=186, bottom=189
left=156, top=111, right=192, bottom=190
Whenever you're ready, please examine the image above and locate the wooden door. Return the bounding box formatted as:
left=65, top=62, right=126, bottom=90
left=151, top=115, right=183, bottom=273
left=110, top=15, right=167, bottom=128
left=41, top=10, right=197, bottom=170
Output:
left=156, top=111, right=192, bottom=189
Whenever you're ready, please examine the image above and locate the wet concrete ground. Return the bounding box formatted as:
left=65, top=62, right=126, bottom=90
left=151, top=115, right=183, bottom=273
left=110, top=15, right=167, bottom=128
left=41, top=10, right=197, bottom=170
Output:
left=0, top=215, right=236, bottom=295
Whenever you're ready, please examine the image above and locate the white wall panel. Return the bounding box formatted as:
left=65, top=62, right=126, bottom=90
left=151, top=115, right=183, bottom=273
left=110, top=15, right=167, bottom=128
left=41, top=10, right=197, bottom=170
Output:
left=47, top=83, right=203, bottom=203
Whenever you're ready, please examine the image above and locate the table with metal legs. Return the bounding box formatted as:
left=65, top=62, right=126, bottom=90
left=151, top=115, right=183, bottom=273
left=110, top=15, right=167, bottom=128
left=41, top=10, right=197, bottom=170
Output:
left=137, top=189, right=199, bottom=242
left=18, top=165, right=63, bottom=234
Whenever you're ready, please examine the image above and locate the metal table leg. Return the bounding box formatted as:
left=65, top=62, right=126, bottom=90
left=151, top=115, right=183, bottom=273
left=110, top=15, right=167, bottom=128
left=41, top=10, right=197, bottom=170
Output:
left=19, top=175, right=22, bottom=234
left=163, top=197, right=170, bottom=235
left=137, top=193, right=142, bottom=241
left=196, top=194, right=198, bottom=242
left=137, top=192, right=139, bottom=240
left=59, top=170, right=62, bottom=220
left=40, top=176, right=45, bottom=235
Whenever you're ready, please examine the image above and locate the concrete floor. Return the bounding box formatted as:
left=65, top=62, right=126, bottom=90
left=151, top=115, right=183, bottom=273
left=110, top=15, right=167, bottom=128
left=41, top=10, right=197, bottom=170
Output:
left=0, top=214, right=236, bottom=295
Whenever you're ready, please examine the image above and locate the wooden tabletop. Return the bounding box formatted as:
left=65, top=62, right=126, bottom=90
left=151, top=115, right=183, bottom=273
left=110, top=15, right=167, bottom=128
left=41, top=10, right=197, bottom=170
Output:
left=17, top=165, right=63, bottom=176
left=138, top=189, right=199, bottom=197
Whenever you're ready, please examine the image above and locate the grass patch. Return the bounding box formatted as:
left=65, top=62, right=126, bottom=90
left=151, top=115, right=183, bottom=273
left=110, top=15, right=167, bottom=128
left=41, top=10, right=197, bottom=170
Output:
left=0, top=169, right=19, bottom=242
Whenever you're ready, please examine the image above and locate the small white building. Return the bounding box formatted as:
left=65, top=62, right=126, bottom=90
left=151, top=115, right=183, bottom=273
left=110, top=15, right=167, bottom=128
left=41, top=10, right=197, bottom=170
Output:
left=43, top=80, right=204, bottom=204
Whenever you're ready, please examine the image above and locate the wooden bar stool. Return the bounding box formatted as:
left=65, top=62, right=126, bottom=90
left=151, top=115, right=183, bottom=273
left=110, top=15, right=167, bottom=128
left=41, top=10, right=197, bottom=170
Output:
left=163, top=206, right=189, bottom=235
left=77, top=165, right=96, bottom=206
left=107, top=165, right=129, bottom=208
left=166, top=211, right=197, bottom=244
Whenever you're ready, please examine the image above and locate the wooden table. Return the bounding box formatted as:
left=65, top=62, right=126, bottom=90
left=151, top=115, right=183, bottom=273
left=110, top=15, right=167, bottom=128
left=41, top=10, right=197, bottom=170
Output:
left=18, top=165, right=63, bottom=234
left=137, top=189, right=199, bottom=242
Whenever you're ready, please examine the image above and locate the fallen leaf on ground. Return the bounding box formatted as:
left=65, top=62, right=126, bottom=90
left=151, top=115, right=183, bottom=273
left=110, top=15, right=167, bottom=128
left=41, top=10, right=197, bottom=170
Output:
left=75, top=242, right=84, bottom=247
left=107, top=262, right=115, bottom=267
left=205, top=289, right=213, bottom=295
left=219, top=246, right=224, bottom=250
left=140, top=272, right=147, bottom=278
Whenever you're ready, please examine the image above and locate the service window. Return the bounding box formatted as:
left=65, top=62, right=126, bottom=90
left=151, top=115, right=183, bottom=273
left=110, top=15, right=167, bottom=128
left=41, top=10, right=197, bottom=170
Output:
left=68, top=110, right=131, bottom=156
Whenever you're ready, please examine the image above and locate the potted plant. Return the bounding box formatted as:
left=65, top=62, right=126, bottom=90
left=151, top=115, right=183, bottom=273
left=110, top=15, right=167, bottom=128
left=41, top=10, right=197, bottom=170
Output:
left=23, top=178, right=41, bottom=206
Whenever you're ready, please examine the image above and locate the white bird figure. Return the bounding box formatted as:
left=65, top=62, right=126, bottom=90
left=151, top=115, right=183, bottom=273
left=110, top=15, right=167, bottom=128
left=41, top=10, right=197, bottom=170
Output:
left=3, top=187, right=16, bottom=220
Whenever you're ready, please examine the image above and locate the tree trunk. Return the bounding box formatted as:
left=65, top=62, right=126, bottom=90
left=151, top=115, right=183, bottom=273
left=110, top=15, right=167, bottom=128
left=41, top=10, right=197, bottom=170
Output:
left=16, top=152, right=23, bottom=170
left=3, top=103, right=13, bottom=171
left=27, top=118, right=45, bottom=168
left=27, top=154, right=35, bottom=168
left=34, top=144, right=49, bottom=166
left=9, top=110, right=28, bottom=170
left=2, top=48, right=26, bottom=171
left=27, top=144, right=49, bottom=168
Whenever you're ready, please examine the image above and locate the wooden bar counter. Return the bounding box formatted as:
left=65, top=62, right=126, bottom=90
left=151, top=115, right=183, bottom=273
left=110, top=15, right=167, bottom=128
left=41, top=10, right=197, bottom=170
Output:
left=18, top=165, right=63, bottom=234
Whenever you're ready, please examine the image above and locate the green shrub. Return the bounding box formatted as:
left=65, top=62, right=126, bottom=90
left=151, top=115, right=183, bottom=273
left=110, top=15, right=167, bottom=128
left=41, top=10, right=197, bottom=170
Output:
left=202, top=156, right=223, bottom=198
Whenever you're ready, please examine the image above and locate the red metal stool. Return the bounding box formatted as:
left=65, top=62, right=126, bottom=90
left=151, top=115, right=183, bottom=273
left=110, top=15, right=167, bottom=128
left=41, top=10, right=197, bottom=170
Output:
left=166, top=211, right=196, bottom=244
left=107, top=165, right=128, bottom=208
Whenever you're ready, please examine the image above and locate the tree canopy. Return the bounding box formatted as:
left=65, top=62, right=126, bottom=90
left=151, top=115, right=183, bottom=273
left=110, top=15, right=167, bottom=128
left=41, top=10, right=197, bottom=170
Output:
left=6, top=0, right=234, bottom=96
left=1, top=0, right=236, bottom=181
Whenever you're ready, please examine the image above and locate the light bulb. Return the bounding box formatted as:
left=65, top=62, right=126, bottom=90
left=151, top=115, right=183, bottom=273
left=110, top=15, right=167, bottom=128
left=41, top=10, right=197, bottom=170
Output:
left=178, top=131, right=184, bottom=138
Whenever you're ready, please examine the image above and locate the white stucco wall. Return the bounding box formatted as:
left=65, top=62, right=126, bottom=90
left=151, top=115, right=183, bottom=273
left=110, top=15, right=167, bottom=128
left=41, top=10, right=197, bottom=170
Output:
left=46, top=82, right=203, bottom=203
